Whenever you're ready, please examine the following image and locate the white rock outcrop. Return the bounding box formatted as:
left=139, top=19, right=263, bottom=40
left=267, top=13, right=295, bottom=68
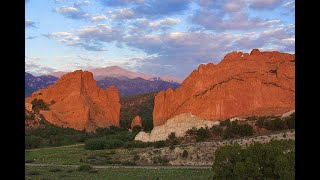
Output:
left=134, top=113, right=219, bottom=142
left=281, top=110, right=295, bottom=117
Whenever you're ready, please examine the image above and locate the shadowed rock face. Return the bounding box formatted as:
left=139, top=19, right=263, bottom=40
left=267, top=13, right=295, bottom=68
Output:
left=130, top=116, right=143, bottom=129
left=153, top=49, right=295, bottom=127
left=25, top=70, right=120, bottom=132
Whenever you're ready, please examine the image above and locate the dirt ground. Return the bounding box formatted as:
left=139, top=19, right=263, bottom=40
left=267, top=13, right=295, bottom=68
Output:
left=137, top=130, right=295, bottom=166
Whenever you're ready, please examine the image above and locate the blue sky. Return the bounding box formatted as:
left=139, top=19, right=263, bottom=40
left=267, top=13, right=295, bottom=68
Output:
left=25, top=0, right=295, bottom=79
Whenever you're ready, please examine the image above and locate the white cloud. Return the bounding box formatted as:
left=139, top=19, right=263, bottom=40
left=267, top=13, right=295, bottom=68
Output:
left=91, top=15, right=108, bottom=22
left=55, top=6, right=90, bottom=19
left=248, top=0, right=285, bottom=10
left=110, top=8, right=135, bottom=20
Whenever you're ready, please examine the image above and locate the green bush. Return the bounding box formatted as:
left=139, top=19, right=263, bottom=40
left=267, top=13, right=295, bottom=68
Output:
left=49, top=168, right=62, bottom=172
left=88, top=169, right=99, bottom=173
left=263, top=118, right=287, bottom=131
left=212, top=140, right=295, bottom=179
left=77, top=164, right=93, bottom=172
left=124, top=141, right=151, bottom=149
left=220, top=119, right=231, bottom=126
left=169, top=144, right=175, bottom=150
left=66, top=169, right=75, bottom=173
left=153, top=140, right=167, bottom=148
left=25, top=159, right=35, bottom=163
left=285, top=113, right=295, bottom=129
left=84, top=138, right=106, bottom=150
left=28, top=171, right=40, bottom=175
left=152, top=156, right=169, bottom=165
left=132, top=125, right=142, bottom=132
left=31, top=99, right=49, bottom=110
left=196, top=127, right=210, bottom=142
left=84, top=138, right=125, bottom=150
left=182, top=150, right=188, bottom=158
left=121, top=161, right=137, bottom=166
left=222, top=121, right=253, bottom=139
left=133, top=154, right=140, bottom=161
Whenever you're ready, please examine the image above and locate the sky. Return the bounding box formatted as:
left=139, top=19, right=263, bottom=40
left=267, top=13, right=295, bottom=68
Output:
left=25, top=0, right=295, bottom=79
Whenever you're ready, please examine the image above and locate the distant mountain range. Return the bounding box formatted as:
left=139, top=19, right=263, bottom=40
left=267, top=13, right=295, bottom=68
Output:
left=97, top=77, right=180, bottom=97
left=25, top=66, right=181, bottom=97
left=48, top=66, right=182, bottom=83
left=25, top=72, right=58, bottom=97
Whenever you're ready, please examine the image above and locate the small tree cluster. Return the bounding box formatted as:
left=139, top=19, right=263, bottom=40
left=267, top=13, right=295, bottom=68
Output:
left=31, top=99, right=49, bottom=111
left=212, top=140, right=295, bottom=179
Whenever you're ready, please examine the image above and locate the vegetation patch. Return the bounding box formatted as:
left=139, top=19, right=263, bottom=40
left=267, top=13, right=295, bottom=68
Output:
left=77, top=164, right=93, bottom=172
left=212, top=139, right=295, bottom=179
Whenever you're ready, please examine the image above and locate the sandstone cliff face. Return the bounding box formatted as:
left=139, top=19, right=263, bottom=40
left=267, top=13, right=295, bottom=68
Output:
left=135, top=113, right=219, bottom=142
left=131, top=116, right=143, bottom=129
left=153, top=49, right=295, bottom=126
left=25, top=102, right=32, bottom=112
left=25, top=70, right=121, bottom=132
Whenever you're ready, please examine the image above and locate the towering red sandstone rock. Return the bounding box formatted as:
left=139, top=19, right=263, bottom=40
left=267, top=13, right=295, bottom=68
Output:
left=153, top=49, right=295, bottom=126
left=131, top=116, right=143, bottom=129
left=25, top=70, right=121, bottom=132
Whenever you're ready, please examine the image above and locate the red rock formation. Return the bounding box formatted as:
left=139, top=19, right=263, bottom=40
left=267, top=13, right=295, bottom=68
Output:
left=25, top=70, right=121, bottom=132
left=153, top=49, right=295, bottom=126
left=131, top=116, right=143, bottom=129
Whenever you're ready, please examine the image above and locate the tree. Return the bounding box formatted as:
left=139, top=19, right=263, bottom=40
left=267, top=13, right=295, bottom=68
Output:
left=212, top=140, right=295, bottom=179
left=182, top=150, right=188, bottom=158
left=196, top=127, right=210, bottom=142
left=31, top=99, right=49, bottom=111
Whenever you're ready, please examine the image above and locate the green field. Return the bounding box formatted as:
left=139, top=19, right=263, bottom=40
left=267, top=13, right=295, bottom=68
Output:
left=25, top=166, right=213, bottom=180
left=25, top=144, right=151, bottom=165
left=25, top=145, right=89, bottom=165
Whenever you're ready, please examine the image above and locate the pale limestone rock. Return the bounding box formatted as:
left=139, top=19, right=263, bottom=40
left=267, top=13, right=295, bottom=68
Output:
left=135, top=113, right=219, bottom=142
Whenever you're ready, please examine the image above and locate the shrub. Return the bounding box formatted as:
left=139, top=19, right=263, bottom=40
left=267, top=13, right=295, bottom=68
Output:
left=77, top=164, right=93, bottom=172
left=25, top=135, right=43, bottom=149
left=153, top=140, right=167, bottom=148
left=285, top=113, right=295, bottom=129
left=264, top=118, right=287, bottom=131
left=196, top=127, right=210, bottom=142
left=104, top=139, right=125, bottom=149
left=211, top=126, right=223, bottom=136
left=49, top=168, right=62, bottom=172
left=186, top=127, right=197, bottom=136
left=133, top=154, right=140, bottom=161
left=222, top=121, right=253, bottom=139
left=132, top=125, right=142, bottom=132
left=168, top=132, right=176, bottom=141
left=28, top=171, right=40, bottom=175
left=66, top=169, right=74, bottom=173
left=88, top=169, right=99, bottom=173
left=25, top=159, right=35, bottom=163
left=212, top=140, right=295, bottom=180
left=121, top=161, right=137, bottom=166
left=152, top=156, right=169, bottom=165
left=124, top=141, right=151, bottom=149
left=220, top=119, right=231, bottom=126
left=31, top=99, right=49, bottom=110
left=85, top=137, right=125, bottom=150
left=84, top=138, right=106, bottom=150
left=169, top=144, right=175, bottom=150
left=182, top=150, right=188, bottom=158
